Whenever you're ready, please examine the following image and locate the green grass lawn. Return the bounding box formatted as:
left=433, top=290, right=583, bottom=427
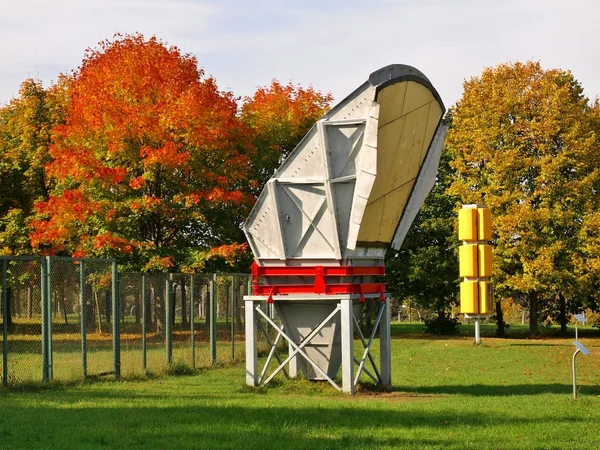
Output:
left=2, top=329, right=600, bottom=449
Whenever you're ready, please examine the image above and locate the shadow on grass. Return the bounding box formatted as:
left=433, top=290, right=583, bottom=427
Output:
left=395, top=383, right=600, bottom=396
left=0, top=388, right=592, bottom=449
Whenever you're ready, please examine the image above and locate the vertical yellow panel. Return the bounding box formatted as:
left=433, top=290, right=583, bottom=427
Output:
left=478, top=244, right=492, bottom=278
left=479, top=281, right=493, bottom=315
left=460, top=281, right=479, bottom=314
left=357, top=197, right=384, bottom=242
left=458, top=209, right=477, bottom=241
left=478, top=208, right=492, bottom=240
left=459, top=245, right=478, bottom=278
left=377, top=182, right=413, bottom=243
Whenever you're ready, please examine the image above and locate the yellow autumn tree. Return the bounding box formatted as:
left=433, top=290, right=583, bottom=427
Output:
left=447, top=61, right=600, bottom=332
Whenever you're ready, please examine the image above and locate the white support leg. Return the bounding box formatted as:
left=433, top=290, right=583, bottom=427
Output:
left=340, top=297, right=355, bottom=394
left=380, top=298, right=392, bottom=391
left=288, top=341, right=298, bottom=378
left=245, top=298, right=258, bottom=386
left=474, top=317, right=481, bottom=345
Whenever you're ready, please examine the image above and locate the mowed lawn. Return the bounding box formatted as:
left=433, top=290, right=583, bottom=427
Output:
left=1, top=332, right=600, bottom=449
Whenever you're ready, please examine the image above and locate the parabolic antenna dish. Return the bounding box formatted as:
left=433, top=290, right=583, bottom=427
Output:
left=244, top=64, right=447, bottom=266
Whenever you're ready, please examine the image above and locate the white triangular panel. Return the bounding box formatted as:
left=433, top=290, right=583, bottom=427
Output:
left=276, top=128, right=325, bottom=180
left=246, top=194, right=281, bottom=258
left=326, top=124, right=364, bottom=179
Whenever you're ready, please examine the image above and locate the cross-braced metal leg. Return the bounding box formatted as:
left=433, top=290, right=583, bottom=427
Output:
left=353, top=302, right=385, bottom=386
left=244, top=296, right=392, bottom=394
left=256, top=304, right=343, bottom=390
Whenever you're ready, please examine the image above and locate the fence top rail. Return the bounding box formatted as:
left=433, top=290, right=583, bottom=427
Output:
left=0, top=256, right=41, bottom=261
left=48, top=256, right=116, bottom=263
left=120, top=272, right=250, bottom=276
left=0, top=256, right=116, bottom=263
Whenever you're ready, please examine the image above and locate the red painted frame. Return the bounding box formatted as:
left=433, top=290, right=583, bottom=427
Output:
left=250, top=262, right=386, bottom=302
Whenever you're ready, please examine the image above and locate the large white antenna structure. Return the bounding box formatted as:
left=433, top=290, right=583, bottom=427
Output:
left=244, top=64, right=447, bottom=394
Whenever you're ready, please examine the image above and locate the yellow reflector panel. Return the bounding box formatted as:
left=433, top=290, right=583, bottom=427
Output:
left=460, top=281, right=479, bottom=314
left=479, top=281, right=493, bottom=315
left=458, top=209, right=477, bottom=241
left=478, top=208, right=492, bottom=240
left=459, top=245, right=478, bottom=278
left=478, top=244, right=492, bottom=277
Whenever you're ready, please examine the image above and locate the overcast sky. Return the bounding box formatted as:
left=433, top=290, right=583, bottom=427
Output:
left=1, top=0, right=599, bottom=109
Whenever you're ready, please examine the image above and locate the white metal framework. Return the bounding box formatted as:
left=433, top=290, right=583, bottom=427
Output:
left=245, top=295, right=391, bottom=394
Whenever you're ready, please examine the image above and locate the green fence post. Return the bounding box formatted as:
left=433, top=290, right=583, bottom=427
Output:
left=40, top=257, right=51, bottom=382
left=142, top=274, right=147, bottom=372
left=2, top=260, right=8, bottom=387
left=231, top=276, right=235, bottom=360
left=190, top=275, right=195, bottom=369
left=210, top=274, right=217, bottom=365
left=80, top=260, right=87, bottom=377
left=112, top=261, right=120, bottom=378
left=165, top=275, right=173, bottom=365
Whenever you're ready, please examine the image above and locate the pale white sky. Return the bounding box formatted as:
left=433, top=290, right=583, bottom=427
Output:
left=1, top=0, right=599, bottom=109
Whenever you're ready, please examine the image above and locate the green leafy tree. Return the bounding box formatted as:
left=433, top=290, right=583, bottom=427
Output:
left=447, top=61, right=600, bottom=332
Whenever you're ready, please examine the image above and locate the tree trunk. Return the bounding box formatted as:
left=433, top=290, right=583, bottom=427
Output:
left=134, top=287, right=140, bottom=324
left=61, top=297, right=69, bottom=325
left=495, top=301, right=505, bottom=337
left=171, top=282, right=176, bottom=327
left=180, top=277, right=188, bottom=328
left=85, top=284, right=94, bottom=327
left=95, top=292, right=103, bottom=334
left=225, top=283, right=230, bottom=327
left=150, top=279, right=165, bottom=335
left=558, top=293, right=567, bottom=335
left=235, top=285, right=243, bottom=331
left=144, top=284, right=152, bottom=330
left=205, top=289, right=210, bottom=328
left=26, top=285, right=33, bottom=319
left=529, top=290, right=539, bottom=333
left=6, top=287, right=13, bottom=327
left=104, top=290, right=111, bottom=324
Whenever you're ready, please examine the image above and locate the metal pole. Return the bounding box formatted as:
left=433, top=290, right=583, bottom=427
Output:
left=379, top=298, right=392, bottom=390
left=210, top=274, right=217, bottom=365
left=80, top=260, right=87, bottom=377
left=474, top=317, right=481, bottom=345
left=231, top=276, right=235, bottom=360
left=190, top=275, right=195, bottom=369
left=41, top=257, right=49, bottom=382
left=575, top=323, right=578, bottom=342
left=46, top=256, right=53, bottom=380
left=572, top=349, right=580, bottom=399
left=165, top=275, right=173, bottom=365
left=112, top=261, right=120, bottom=378
left=2, top=260, right=8, bottom=387
left=142, top=274, right=147, bottom=372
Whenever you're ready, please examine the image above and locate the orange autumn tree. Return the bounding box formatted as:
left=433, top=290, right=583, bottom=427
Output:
left=30, top=34, right=253, bottom=271
left=241, top=80, right=332, bottom=192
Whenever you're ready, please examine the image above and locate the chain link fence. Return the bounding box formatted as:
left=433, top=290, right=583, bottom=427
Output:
left=1, top=256, right=251, bottom=386
left=119, top=273, right=251, bottom=376
left=1, top=257, right=42, bottom=384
